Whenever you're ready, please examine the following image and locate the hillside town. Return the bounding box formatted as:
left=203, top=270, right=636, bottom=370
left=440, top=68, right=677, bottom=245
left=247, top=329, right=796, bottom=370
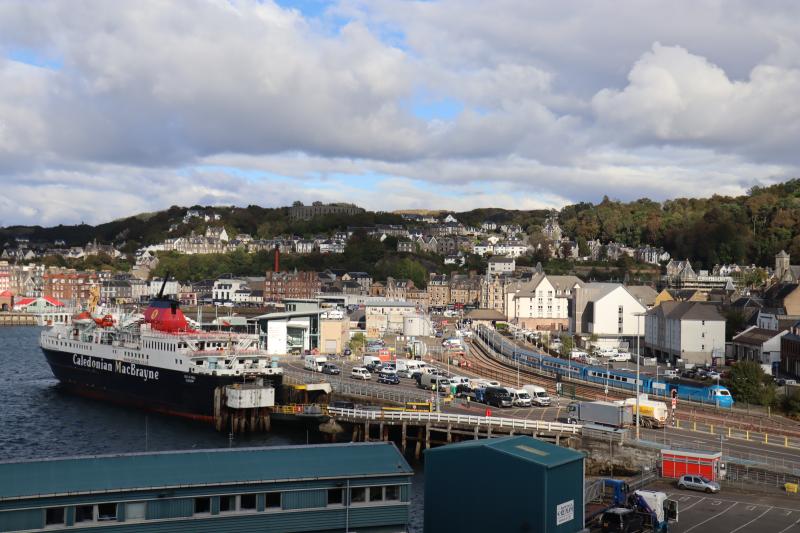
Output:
left=2, top=202, right=798, bottom=381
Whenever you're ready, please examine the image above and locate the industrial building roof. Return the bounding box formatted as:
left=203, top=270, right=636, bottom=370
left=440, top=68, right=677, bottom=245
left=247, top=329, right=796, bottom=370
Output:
left=425, top=435, right=583, bottom=468
left=0, top=442, right=411, bottom=501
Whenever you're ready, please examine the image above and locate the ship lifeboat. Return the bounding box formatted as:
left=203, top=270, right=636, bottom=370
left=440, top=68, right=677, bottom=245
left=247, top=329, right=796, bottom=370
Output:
left=93, top=314, right=115, bottom=328
left=72, top=311, right=94, bottom=325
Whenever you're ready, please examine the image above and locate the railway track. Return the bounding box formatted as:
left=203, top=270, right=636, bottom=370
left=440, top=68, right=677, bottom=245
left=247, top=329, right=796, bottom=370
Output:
left=468, top=336, right=800, bottom=437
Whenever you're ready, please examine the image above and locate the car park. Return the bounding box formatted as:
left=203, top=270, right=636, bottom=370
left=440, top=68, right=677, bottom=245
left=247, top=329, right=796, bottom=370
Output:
left=350, top=367, right=372, bottom=380
left=677, top=474, right=720, bottom=493
left=321, top=363, right=341, bottom=375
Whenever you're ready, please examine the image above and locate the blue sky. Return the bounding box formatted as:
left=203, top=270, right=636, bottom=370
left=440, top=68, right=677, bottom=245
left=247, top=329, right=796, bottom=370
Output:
left=0, top=1, right=798, bottom=225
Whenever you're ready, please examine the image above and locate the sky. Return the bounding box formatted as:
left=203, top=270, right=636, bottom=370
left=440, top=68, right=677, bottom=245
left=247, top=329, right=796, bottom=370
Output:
left=1, top=0, right=800, bottom=225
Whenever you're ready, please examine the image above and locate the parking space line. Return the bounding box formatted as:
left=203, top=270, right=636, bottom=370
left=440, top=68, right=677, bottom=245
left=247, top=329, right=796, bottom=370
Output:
left=729, top=506, right=773, bottom=533
left=680, top=497, right=705, bottom=511
left=778, top=518, right=800, bottom=533
left=683, top=502, right=737, bottom=533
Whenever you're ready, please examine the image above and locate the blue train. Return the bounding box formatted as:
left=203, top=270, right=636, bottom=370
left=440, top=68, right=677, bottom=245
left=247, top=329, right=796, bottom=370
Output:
left=476, top=326, right=734, bottom=408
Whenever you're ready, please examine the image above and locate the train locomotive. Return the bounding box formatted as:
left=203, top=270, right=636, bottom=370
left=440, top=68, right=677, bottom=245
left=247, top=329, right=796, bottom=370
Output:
left=475, top=326, right=733, bottom=408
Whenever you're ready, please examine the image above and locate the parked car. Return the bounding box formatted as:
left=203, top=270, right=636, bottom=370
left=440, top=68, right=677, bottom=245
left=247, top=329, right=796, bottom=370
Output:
left=600, top=508, right=644, bottom=532
left=343, top=348, right=352, bottom=356
left=705, top=370, right=721, bottom=380
left=366, top=362, right=383, bottom=373
left=321, top=363, right=341, bottom=375
left=350, top=367, right=372, bottom=380
left=677, top=474, right=720, bottom=493
left=377, top=372, right=400, bottom=385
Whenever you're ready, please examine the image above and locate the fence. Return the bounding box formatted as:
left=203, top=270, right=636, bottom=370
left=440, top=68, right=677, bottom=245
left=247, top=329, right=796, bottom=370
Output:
left=327, top=407, right=584, bottom=434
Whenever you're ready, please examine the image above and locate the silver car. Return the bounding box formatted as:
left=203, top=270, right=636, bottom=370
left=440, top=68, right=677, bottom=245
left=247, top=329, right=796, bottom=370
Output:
left=677, top=474, right=720, bottom=493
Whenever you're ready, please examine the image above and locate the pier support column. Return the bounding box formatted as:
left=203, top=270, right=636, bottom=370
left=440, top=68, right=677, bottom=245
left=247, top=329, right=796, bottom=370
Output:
left=364, top=422, right=370, bottom=442
left=487, top=425, right=492, bottom=439
left=425, top=424, right=431, bottom=450
left=414, top=426, right=423, bottom=460
left=402, top=422, right=408, bottom=453
left=352, top=424, right=359, bottom=443
left=447, top=424, right=452, bottom=443
left=555, top=434, right=560, bottom=446
left=379, top=423, right=385, bottom=441
left=474, top=425, right=479, bottom=440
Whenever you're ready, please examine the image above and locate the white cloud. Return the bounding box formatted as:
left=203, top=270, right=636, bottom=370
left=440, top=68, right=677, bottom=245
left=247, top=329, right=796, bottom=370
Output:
left=1, top=0, right=800, bottom=225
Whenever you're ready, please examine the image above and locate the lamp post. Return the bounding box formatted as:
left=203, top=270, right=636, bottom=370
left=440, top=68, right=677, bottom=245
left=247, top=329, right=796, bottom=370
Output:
left=605, top=359, right=609, bottom=397
left=634, top=311, right=647, bottom=441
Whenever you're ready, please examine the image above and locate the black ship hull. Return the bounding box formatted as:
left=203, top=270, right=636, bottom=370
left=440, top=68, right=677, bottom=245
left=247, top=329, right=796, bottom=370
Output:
left=41, top=348, right=281, bottom=422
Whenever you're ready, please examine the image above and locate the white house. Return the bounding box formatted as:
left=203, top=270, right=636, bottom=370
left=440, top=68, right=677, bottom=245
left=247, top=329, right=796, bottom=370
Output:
left=572, top=283, right=647, bottom=349
left=644, top=301, right=726, bottom=366
left=505, top=274, right=583, bottom=331
left=472, top=242, right=493, bottom=256
left=493, top=241, right=528, bottom=258
left=731, top=326, right=788, bottom=374
left=487, top=257, right=515, bottom=276
left=213, top=278, right=248, bottom=302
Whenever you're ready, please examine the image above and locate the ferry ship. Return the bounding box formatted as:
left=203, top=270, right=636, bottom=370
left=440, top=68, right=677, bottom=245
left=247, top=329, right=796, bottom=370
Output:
left=38, top=282, right=282, bottom=422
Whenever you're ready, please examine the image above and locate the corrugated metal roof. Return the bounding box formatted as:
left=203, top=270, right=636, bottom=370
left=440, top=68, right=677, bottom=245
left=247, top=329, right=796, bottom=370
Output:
left=425, top=435, right=583, bottom=468
left=0, top=442, right=411, bottom=501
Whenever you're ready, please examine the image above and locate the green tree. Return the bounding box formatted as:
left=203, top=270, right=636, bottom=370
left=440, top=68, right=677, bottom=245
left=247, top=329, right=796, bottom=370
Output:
left=559, top=334, right=574, bottom=359
left=349, top=333, right=366, bottom=354
left=726, top=361, right=775, bottom=405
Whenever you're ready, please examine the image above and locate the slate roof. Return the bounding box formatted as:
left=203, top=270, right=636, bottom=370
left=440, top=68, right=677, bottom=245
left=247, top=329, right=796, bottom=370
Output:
left=0, top=442, right=411, bottom=501
left=733, top=327, right=785, bottom=346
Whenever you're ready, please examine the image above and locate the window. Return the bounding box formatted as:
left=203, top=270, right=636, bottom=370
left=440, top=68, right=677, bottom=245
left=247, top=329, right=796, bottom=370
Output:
left=240, top=494, right=257, bottom=511
left=369, top=486, right=384, bottom=502
left=328, top=488, right=344, bottom=506
left=265, top=492, right=281, bottom=509
left=126, top=502, right=146, bottom=521
left=45, top=508, right=64, bottom=526
left=220, top=495, right=236, bottom=513
left=97, top=503, right=117, bottom=522
left=384, top=485, right=398, bottom=501
left=75, top=505, right=94, bottom=523
left=194, top=497, right=211, bottom=514
left=350, top=487, right=366, bottom=503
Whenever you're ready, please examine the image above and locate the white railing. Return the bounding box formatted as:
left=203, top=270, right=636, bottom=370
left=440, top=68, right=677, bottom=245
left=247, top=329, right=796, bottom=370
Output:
left=327, top=407, right=583, bottom=434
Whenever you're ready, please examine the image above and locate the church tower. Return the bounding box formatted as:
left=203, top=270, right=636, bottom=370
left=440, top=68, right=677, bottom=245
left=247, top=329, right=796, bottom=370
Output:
left=776, top=250, right=790, bottom=281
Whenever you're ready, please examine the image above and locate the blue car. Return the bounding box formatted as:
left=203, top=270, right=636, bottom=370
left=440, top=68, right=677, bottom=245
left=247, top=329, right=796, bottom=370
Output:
left=377, top=372, right=400, bottom=385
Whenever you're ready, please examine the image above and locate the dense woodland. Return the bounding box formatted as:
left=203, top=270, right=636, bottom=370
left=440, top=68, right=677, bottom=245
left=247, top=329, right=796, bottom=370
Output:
left=3, top=179, right=800, bottom=273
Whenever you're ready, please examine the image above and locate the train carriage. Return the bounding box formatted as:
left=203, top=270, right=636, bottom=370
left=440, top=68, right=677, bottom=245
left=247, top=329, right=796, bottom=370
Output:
left=476, top=325, right=733, bottom=408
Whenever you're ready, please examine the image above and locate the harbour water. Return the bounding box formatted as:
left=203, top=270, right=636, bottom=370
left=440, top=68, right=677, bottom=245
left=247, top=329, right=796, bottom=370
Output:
left=1, top=327, right=423, bottom=531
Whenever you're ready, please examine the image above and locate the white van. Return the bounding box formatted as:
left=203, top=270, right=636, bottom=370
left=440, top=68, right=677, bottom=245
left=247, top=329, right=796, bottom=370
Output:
left=304, top=355, right=328, bottom=372
left=350, top=367, right=371, bottom=380
left=506, top=388, right=533, bottom=407
left=396, top=359, right=427, bottom=377
left=522, top=384, right=551, bottom=407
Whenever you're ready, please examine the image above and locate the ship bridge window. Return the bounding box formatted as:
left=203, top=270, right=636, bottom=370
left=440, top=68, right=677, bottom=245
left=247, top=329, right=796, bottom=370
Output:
left=44, top=507, right=65, bottom=526
left=240, top=493, right=257, bottom=511
left=194, top=497, right=211, bottom=515
left=220, top=495, right=236, bottom=513
left=265, top=492, right=281, bottom=509
left=195, top=360, right=203, bottom=366
left=97, top=503, right=117, bottom=521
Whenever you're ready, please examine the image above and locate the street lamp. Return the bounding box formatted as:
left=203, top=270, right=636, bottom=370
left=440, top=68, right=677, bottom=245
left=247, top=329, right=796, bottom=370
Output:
left=605, top=359, right=609, bottom=396
left=634, top=311, right=647, bottom=441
